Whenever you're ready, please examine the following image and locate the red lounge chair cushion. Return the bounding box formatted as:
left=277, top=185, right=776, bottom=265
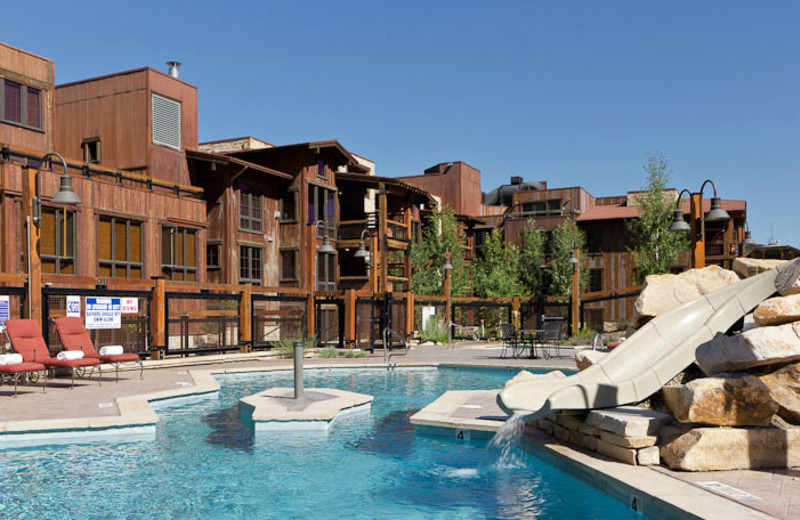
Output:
left=0, top=362, right=45, bottom=374
left=55, top=317, right=138, bottom=364
left=6, top=319, right=99, bottom=367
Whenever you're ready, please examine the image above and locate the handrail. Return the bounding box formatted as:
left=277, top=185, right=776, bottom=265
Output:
left=382, top=327, right=407, bottom=368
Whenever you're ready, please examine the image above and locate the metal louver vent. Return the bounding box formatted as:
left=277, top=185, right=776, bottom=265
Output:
left=152, top=93, right=181, bottom=149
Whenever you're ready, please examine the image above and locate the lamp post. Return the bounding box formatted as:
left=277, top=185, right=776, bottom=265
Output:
left=26, top=152, right=82, bottom=321
left=568, top=243, right=579, bottom=337
left=669, top=180, right=731, bottom=269
left=442, top=249, right=453, bottom=342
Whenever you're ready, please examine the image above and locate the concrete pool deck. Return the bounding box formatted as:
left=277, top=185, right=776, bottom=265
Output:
left=0, top=342, right=796, bottom=519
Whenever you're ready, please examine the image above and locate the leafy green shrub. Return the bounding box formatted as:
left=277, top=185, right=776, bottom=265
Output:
left=566, top=327, right=597, bottom=346
left=420, top=319, right=449, bottom=344
left=344, top=349, right=368, bottom=358
left=319, top=346, right=339, bottom=358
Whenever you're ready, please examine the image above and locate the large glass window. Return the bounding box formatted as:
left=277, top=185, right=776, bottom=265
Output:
left=98, top=216, right=143, bottom=278
left=280, top=249, right=298, bottom=281
left=40, top=207, right=75, bottom=275
left=162, top=226, right=197, bottom=281
left=1, top=79, right=41, bottom=130
left=240, top=246, right=262, bottom=285
left=281, top=191, right=296, bottom=222
left=308, top=185, right=335, bottom=238
left=316, top=252, right=336, bottom=291
left=240, top=193, right=262, bottom=233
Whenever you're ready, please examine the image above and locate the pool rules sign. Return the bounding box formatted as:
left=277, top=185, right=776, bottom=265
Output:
left=85, top=297, right=122, bottom=330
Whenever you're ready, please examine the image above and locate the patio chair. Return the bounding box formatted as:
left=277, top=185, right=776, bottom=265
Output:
left=0, top=352, right=46, bottom=397
left=539, top=318, right=565, bottom=358
left=498, top=322, right=518, bottom=359
left=54, top=317, right=143, bottom=382
left=5, top=319, right=101, bottom=389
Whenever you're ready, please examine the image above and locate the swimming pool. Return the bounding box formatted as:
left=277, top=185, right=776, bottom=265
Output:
left=0, top=367, right=646, bottom=519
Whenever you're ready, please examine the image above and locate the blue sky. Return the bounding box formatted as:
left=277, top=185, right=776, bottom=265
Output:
left=6, top=1, right=799, bottom=247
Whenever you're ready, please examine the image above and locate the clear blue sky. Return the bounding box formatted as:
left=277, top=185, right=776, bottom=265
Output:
left=6, top=1, right=799, bottom=247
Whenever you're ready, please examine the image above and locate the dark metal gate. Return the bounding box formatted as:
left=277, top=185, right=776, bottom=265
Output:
left=314, top=296, right=343, bottom=348
left=251, top=293, right=308, bottom=349
left=165, top=291, right=240, bottom=356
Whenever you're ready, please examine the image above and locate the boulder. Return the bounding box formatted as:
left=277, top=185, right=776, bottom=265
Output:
left=695, top=322, right=800, bottom=374
left=633, top=265, right=740, bottom=326
left=503, top=369, right=566, bottom=390
left=754, top=294, right=800, bottom=326
left=663, top=376, right=777, bottom=426
left=660, top=427, right=800, bottom=471
left=733, top=258, right=800, bottom=295
left=584, top=407, right=672, bottom=437
left=574, top=349, right=606, bottom=371
left=758, top=362, right=800, bottom=424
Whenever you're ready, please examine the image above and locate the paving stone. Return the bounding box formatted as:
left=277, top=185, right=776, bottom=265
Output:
left=600, top=430, right=658, bottom=448
left=585, top=406, right=672, bottom=437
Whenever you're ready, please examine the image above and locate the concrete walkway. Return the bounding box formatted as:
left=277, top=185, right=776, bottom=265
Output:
left=0, top=341, right=796, bottom=519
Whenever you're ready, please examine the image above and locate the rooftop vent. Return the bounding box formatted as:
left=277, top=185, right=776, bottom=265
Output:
left=510, top=176, right=523, bottom=185
left=166, top=61, right=182, bottom=79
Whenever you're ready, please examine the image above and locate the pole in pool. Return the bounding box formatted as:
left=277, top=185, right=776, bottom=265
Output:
left=293, top=341, right=304, bottom=399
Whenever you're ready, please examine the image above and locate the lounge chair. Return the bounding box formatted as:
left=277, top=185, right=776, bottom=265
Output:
left=0, top=352, right=46, bottom=397
left=54, top=317, right=143, bottom=382
left=5, top=319, right=101, bottom=388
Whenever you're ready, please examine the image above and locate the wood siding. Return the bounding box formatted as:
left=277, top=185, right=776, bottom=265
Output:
left=0, top=43, right=54, bottom=152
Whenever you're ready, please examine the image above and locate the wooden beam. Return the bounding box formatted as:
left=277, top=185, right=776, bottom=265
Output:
left=240, top=283, right=252, bottom=352
left=21, top=166, right=41, bottom=323
left=150, top=278, right=166, bottom=359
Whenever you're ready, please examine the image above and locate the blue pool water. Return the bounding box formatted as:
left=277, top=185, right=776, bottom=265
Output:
left=0, top=367, right=647, bottom=519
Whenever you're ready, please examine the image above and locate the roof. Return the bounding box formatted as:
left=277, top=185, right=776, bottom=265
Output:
left=228, top=140, right=370, bottom=173
left=185, top=149, right=293, bottom=181
left=336, top=172, right=436, bottom=204
left=56, top=67, right=197, bottom=89
left=576, top=199, right=746, bottom=222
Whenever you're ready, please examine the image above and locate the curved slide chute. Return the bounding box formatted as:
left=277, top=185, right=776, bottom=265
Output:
left=498, top=259, right=800, bottom=420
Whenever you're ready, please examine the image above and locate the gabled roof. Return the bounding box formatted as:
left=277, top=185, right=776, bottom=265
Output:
left=185, top=149, right=293, bottom=181
left=336, top=172, right=436, bottom=205
left=227, top=140, right=370, bottom=173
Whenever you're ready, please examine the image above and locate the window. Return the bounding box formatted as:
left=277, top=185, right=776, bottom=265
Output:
left=240, top=246, right=262, bottom=285
left=152, top=93, right=181, bottom=149
left=316, top=251, right=336, bottom=291
left=281, top=191, right=297, bottom=222
left=1, top=79, right=42, bottom=130
left=317, top=160, right=326, bottom=178
left=207, top=243, right=220, bottom=269
left=587, top=232, right=602, bottom=255
left=548, top=199, right=562, bottom=212
left=40, top=207, right=75, bottom=275
left=589, top=269, right=603, bottom=293
left=162, top=226, right=197, bottom=281
left=82, top=137, right=101, bottom=164
left=240, top=193, right=262, bottom=232
left=98, top=216, right=143, bottom=278
left=280, top=249, right=298, bottom=281
left=308, top=185, right=336, bottom=238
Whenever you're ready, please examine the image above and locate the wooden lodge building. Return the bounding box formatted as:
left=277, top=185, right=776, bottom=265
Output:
left=399, top=163, right=748, bottom=328
left=0, top=41, right=432, bottom=354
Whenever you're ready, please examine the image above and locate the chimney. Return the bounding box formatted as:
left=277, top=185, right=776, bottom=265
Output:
left=166, top=61, right=182, bottom=79
left=510, top=176, right=523, bottom=186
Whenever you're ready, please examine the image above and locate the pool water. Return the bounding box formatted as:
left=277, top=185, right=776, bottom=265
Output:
left=0, top=367, right=646, bottom=519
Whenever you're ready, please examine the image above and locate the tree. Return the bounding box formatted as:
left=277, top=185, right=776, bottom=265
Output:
left=518, top=219, right=546, bottom=296
left=626, top=152, right=689, bottom=283
left=472, top=229, right=521, bottom=298
left=548, top=219, right=586, bottom=297
left=410, top=207, right=471, bottom=296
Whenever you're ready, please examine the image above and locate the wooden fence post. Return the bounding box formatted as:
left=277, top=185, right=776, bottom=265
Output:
left=344, top=288, right=356, bottom=347
left=240, top=283, right=252, bottom=352
left=150, top=278, right=166, bottom=359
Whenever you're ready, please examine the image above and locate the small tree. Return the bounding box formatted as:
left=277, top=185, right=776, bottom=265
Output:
left=472, top=229, right=521, bottom=298
left=626, top=152, right=689, bottom=282
left=518, top=219, right=546, bottom=296
left=411, top=207, right=471, bottom=296
left=549, top=219, right=586, bottom=297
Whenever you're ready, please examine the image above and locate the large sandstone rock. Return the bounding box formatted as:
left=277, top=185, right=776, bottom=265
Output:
left=696, top=322, right=800, bottom=374
left=759, top=362, right=800, bottom=424
left=660, top=427, right=800, bottom=471
left=584, top=407, right=672, bottom=437
left=733, top=258, right=800, bottom=295
left=633, top=265, right=740, bottom=326
left=662, top=376, right=777, bottom=426
left=574, top=349, right=606, bottom=371
left=503, top=369, right=566, bottom=390
left=754, top=294, right=800, bottom=326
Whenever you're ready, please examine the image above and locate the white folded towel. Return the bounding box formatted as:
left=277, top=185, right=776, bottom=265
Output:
left=99, top=345, right=124, bottom=356
left=0, top=353, right=23, bottom=365
left=56, top=350, right=85, bottom=361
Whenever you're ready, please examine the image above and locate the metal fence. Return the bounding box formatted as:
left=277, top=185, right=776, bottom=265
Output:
left=43, top=287, right=151, bottom=357
left=165, top=291, right=240, bottom=356
left=315, top=296, right=343, bottom=348
left=251, top=293, right=307, bottom=349
left=451, top=301, right=513, bottom=340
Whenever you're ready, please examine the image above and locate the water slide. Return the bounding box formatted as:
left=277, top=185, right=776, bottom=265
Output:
left=498, top=258, right=800, bottom=420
